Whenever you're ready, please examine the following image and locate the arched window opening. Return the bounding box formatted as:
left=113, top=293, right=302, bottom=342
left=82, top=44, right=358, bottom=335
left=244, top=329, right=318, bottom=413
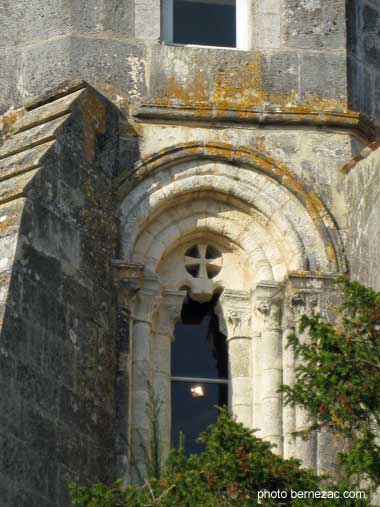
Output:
left=171, top=294, right=228, bottom=454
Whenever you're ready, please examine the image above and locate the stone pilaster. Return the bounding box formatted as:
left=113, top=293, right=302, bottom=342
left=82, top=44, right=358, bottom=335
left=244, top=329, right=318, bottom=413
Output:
left=283, top=272, right=339, bottom=471
left=113, top=261, right=145, bottom=480
left=294, top=291, right=319, bottom=469
left=282, top=291, right=301, bottom=460
left=255, top=281, right=283, bottom=455
left=216, top=290, right=252, bottom=427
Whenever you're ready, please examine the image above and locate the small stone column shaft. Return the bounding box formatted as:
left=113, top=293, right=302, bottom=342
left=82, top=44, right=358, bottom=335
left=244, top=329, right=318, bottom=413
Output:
left=216, top=290, right=252, bottom=428
left=255, top=282, right=283, bottom=455
left=129, top=277, right=161, bottom=479
left=152, top=290, right=186, bottom=462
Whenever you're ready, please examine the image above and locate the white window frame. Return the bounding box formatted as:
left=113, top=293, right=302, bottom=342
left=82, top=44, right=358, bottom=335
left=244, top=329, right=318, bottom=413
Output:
left=161, top=0, right=250, bottom=50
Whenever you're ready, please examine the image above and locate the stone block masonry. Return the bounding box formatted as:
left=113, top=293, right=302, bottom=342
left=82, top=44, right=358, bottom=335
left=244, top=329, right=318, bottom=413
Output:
left=0, top=81, right=120, bottom=506
left=0, top=0, right=349, bottom=115
left=345, top=144, right=380, bottom=290
left=347, top=0, right=380, bottom=120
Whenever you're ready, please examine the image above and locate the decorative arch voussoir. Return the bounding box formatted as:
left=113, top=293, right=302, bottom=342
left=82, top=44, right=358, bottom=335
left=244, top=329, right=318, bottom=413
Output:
left=117, top=141, right=347, bottom=273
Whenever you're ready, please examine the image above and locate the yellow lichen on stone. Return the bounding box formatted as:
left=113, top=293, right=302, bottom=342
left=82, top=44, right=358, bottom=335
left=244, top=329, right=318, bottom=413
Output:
left=144, top=51, right=350, bottom=115
left=0, top=108, right=26, bottom=144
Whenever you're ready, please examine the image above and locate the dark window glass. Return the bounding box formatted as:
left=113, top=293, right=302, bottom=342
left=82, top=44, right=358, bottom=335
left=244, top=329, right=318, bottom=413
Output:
left=171, top=296, right=228, bottom=454
left=171, top=381, right=228, bottom=454
left=173, top=0, right=236, bottom=48
left=171, top=298, right=228, bottom=379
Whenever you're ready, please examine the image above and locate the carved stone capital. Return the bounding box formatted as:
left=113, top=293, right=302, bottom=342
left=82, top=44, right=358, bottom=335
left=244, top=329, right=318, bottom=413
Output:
left=216, top=289, right=252, bottom=338
left=131, top=276, right=162, bottom=324
left=153, top=289, right=186, bottom=337
left=256, top=300, right=271, bottom=316
left=289, top=290, right=320, bottom=321
left=254, top=281, right=283, bottom=326
left=284, top=272, right=333, bottom=327
left=112, top=260, right=145, bottom=311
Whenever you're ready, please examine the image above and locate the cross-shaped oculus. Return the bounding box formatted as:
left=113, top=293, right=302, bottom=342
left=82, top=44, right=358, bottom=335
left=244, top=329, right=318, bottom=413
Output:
left=184, top=244, right=223, bottom=280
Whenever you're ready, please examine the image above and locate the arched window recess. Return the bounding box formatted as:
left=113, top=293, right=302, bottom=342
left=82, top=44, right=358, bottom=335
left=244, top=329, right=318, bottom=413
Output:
left=171, top=293, right=228, bottom=454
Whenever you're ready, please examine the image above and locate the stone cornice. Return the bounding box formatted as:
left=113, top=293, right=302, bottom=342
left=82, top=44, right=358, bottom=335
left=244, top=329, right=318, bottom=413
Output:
left=132, top=101, right=380, bottom=141
left=112, top=260, right=144, bottom=283
left=286, top=270, right=339, bottom=281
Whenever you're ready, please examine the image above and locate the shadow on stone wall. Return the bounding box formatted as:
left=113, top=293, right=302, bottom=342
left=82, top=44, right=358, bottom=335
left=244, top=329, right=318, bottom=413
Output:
left=0, top=82, right=123, bottom=507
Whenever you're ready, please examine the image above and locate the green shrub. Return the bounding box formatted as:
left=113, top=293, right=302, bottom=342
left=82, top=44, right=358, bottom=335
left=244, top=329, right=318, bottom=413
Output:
left=70, top=409, right=369, bottom=507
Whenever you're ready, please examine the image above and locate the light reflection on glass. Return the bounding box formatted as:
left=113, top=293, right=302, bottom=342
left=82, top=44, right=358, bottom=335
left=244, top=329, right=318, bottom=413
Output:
left=190, top=385, right=205, bottom=398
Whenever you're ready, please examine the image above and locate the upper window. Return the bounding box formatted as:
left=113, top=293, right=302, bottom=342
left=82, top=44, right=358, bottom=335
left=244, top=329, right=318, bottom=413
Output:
left=162, top=0, right=249, bottom=49
left=174, top=0, right=236, bottom=47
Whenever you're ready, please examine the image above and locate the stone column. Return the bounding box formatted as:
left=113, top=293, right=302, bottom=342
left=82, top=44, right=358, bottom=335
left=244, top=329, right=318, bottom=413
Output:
left=216, top=290, right=252, bottom=428
left=152, top=289, right=186, bottom=462
left=252, top=328, right=262, bottom=435
left=129, top=276, right=161, bottom=480
left=255, top=281, right=283, bottom=455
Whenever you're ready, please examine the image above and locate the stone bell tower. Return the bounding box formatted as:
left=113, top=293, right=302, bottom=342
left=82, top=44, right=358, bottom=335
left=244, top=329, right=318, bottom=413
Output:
left=0, top=1, right=379, bottom=506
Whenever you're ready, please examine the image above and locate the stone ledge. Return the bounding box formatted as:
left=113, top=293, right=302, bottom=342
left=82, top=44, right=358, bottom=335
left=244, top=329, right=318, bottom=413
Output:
left=342, top=141, right=380, bottom=174
left=24, top=79, right=88, bottom=111
left=13, top=89, right=85, bottom=135
left=287, top=270, right=340, bottom=280
left=133, top=101, right=380, bottom=140
left=0, top=168, right=39, bottom=205
left=0, top=142, right=54, bottom=182
left=0, top=115, right=69, bottom=160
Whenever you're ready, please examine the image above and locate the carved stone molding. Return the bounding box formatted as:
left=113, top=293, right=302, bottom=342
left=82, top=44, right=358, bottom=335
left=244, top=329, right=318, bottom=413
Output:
left=112, top=260, right=144, bottom=281
left=153, top=289, right=186, bottom=337
left=216, top=289, right=252, bottom=339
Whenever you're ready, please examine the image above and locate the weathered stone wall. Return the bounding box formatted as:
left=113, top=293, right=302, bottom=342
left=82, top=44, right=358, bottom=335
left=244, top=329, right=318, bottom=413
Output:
left=347, top=0, right=380, bottom=119
left=125, top=121, right=365, bottom=246
left=0, top=0, right=348, bottom=114
left=0, top=83, right=119, bottom=506
left=344, top=145, right=380, bottom=290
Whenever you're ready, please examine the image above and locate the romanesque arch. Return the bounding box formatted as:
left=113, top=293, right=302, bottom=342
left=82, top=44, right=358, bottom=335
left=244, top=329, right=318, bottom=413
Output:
left=115, top=141, right=345, bottom=479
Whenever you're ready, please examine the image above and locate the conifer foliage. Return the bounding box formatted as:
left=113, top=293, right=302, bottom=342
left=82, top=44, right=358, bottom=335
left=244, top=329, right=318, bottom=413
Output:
left=281, top=277, right=380, bottom=491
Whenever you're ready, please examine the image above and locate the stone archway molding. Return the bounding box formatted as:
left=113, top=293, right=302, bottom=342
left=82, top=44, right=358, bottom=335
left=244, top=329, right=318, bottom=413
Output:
left=116, top=141, right=347, bottom=273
